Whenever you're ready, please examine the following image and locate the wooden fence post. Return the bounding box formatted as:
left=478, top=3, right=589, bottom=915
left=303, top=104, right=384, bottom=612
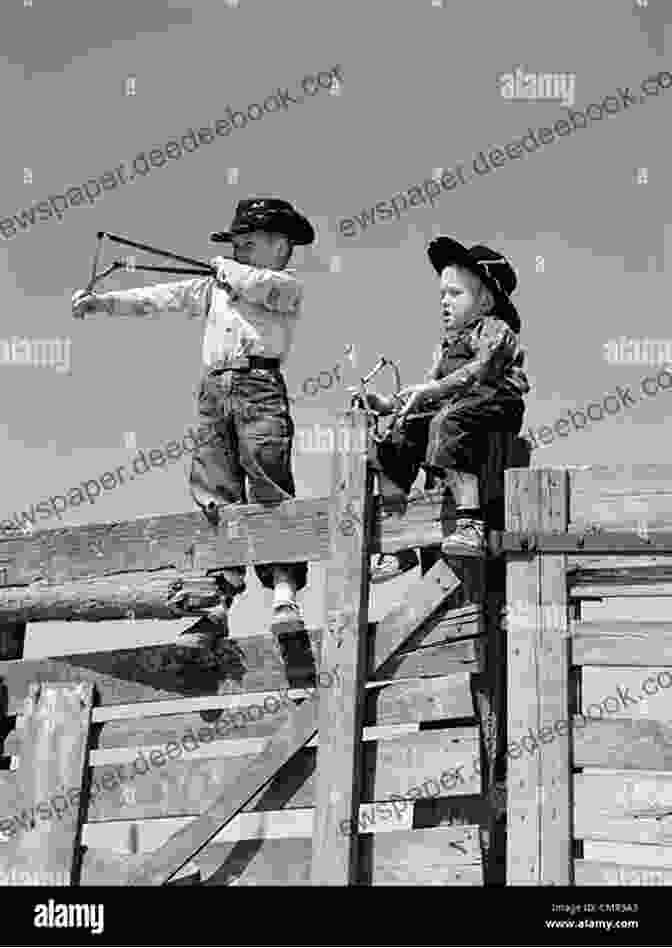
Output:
left=506, top=468, right=572, bottom=884
left=311, top=410, right=371, bottom=885
left=4, top=682, right=94, bottom=886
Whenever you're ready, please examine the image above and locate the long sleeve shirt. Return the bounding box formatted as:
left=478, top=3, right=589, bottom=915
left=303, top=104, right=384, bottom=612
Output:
left=426, top=314, right=530, bottom=400
left=91, top=258, right=303, bottom=368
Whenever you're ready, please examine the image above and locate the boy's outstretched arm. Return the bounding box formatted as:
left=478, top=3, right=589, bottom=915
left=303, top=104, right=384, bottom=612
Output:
left=72, top=278, right=211, bottom=320
left=212, top=258, right=303, bottom=314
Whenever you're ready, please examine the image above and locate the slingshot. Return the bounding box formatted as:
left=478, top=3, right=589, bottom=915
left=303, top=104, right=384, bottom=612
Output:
left=350, top=354, right=436, bottom=442
left=350, top=355, right=439, bottom=511
left=84, top=231, right=218, bottom=293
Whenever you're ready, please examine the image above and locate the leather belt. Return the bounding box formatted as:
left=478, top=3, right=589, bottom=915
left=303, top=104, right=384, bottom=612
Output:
left=207, top=356, right=281, bottom=373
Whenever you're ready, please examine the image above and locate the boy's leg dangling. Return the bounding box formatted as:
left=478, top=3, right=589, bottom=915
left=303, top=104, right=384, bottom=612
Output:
left=441, top=469, right=486, bottom=557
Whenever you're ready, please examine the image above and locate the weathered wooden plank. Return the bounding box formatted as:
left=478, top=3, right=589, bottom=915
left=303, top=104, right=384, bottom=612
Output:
left=572, top=620, right=672, bottom=666
left=582, top=667, right=672, bottom=721
left=87, top=671, right=474, bottom=728
left=0, top=488, right=448, bottom=592
left=87, top=722, right=462, bottom=767
left=312, top=412, right=371, bottom=886
left=85, top=808, right=316, bottom=851
left=80, top=840, right=313, bottom=887
left=366, top=825, right=482, bottom=885
left=568, top=466, right=672, bottom=534
left=538, top=547, right=571, bottom=885
left=86, top=751, right=315, bottom=822
left=88, top=721, right=477, bottom=766
left=584, top=839, right=672, bottom=868
left=574, top=772, right=672, bottom=845
left=98, top=716, right=477, bottom=878
left=82, top=809, right=480, bottom=850
left=575, top=860, right=672, bottom=886
left=0, top=499, right=332, bottom=587
left=506, top=468, right=571, bottom=886
left=0, top=771, right=18, bottom=824
left=81, top=796, right=492, bottom=885
left=84, top=727, right=479, bottom=822
left=126, top=691, right=320, bottom=885
left=505, top=468, right=548, bottom=535
left=569, top=554, right=672, bottom=572
left=506, top=556, right=542, bottom=885
left=0, top=571, right=234, bottom=623
left=366, top=675, right=474, bottom=726
left=90, top=689, right=316, bottom=723
left=568, top=555, right=672, bottom=597
left=95, top=676, right=474, bottom=752
left=0, top=683, right=94, bottom=886
left=365, top=728, right=480, bottom=800
left=572, top=582, right=672, bottom=597
left=375, top=486, right=444, bottom=555
left=574, top=718, right=672, bottom=770
left=79, top=722, right=480, bottom=848
left=370, top=560, right=461, bottom=672
left=373, top=638, right=479, bottom=681
left=0, top=608, right=478, bottom=717
left=419, top=604, right=483, bottom=648
left=0, top=631, right=324, bottom=714
left=375, top=861, right=483, bottom=886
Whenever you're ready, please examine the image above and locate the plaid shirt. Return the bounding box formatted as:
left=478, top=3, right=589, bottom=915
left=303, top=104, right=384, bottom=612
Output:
left=427, top=314, right=530, bottom=399
left=93, top=259, right=303, bottom=367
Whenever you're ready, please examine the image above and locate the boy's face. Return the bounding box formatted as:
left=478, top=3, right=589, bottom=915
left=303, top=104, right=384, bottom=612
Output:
left=232, top=231, right=291, bottom=269
left=439, top=265, right=488, bottom=331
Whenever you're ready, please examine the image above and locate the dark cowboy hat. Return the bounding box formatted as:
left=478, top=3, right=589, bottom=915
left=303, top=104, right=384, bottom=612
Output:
left=427, top=236, right=521, bottom=332
left=210, top=198, right=315, bottom=246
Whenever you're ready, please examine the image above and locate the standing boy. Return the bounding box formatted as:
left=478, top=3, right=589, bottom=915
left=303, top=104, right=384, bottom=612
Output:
left=72, top=198, right=315, bottom=659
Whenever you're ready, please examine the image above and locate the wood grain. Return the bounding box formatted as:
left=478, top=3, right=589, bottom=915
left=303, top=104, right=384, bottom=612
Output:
left=574, top=772, right=672, bottom=845
left=572, top=620, right=672, bottom=666
left=573, top=717, right=672, bottom=770
left=0, top=683, right=94, bottom=886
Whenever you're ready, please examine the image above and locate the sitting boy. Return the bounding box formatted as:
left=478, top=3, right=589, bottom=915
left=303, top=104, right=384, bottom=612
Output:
left=71, top=198, right=315, bottom=660
left=360, top=237, right=530, bottom=580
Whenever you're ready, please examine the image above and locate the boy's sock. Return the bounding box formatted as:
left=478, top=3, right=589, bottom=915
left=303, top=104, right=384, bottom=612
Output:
left=272, top=579, right=298, bottom=609
left=455, top=506, right=483, bottom=521
left=444, top=469, right=480, bottom=509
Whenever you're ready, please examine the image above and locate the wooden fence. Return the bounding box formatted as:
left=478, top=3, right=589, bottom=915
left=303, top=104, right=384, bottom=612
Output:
left=1, top=411, right=512, bottom=886
left=504, top=466, right=672, bottom=886
left=8, top=418, right=665, bottom=885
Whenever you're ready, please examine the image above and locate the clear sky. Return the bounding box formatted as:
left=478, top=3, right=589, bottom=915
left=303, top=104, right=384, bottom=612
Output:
left=0, top=0, right=670, bottom=654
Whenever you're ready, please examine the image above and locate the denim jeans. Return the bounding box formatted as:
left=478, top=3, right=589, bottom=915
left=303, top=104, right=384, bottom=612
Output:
left=377, top=389, right=525, bottom=493
left=189, top=366, right=308, bottom=592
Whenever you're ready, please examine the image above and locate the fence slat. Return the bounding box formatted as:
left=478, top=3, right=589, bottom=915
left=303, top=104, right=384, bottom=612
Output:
left=506, top=469, right=570, bottom=885
left=311, top=412, right=370, bottom=885
left=1, top=682, right=94, bottom=885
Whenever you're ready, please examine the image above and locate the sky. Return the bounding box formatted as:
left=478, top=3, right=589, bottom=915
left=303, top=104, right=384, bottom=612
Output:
left=0, top=0, right=670, bottom=657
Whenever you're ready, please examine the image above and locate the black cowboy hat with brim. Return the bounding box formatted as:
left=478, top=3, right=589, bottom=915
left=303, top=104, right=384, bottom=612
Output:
left=210, top=198, right=315, bottom=246
left=427, top=236, right=521, bottom=333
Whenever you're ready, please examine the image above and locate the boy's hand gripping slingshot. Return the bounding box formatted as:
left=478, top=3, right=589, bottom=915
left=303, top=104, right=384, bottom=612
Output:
left=73, top=230, right=226, bottom=316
